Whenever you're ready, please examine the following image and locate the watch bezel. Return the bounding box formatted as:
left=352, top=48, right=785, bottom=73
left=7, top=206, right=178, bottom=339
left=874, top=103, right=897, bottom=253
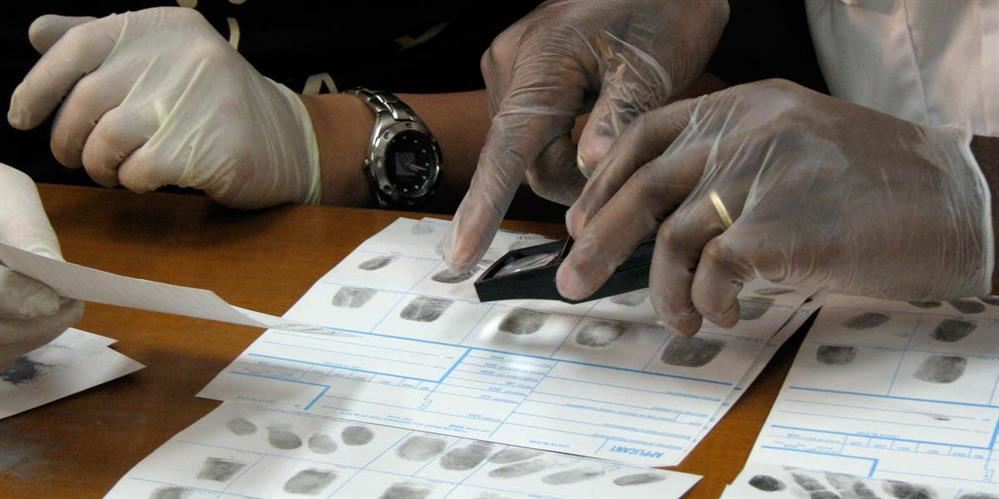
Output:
left=367, top=121, right=443, bottom=206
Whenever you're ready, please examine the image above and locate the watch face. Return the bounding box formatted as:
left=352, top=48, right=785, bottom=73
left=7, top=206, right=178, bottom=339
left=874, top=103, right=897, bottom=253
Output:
left=385, top=131, right=439, bottom=196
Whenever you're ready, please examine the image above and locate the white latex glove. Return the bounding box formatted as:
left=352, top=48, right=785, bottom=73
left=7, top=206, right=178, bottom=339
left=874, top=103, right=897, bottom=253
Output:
left=441, top=0, right=729, bottom=272
left=557, top=80, right=993, bottom=335
left=1, top=163, right=84, bottom=371
left=8, top=8, right=321, bottom=209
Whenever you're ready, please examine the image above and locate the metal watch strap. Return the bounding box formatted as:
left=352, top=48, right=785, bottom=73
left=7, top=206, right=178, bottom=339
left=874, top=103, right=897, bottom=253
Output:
left=347, top=88, right=419, bottom=124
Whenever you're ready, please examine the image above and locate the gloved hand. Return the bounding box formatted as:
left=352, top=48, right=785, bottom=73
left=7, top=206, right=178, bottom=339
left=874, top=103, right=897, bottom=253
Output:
left=442, top=0, right=729, bottom=272
left=8, top=8, right=321, bottom=209
left=556, top=80, right=993, bottom=335
left=1, top=163, right=85, bottom=371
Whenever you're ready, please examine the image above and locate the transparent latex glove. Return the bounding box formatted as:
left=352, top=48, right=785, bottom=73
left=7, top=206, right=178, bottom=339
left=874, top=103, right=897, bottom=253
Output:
left=1, top=163, right=84, bottom=371
left=8, top=8, right=321, bottom=209
left=441, top=0, right=729, bottom=272
left=556, top=80, right=993, bottom=335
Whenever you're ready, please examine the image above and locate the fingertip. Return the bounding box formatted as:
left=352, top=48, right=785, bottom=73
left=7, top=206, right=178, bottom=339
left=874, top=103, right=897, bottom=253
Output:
left=564, top=204, right=588, bottom=240
left=555, top=262, right=589, bottom=301
left=576, top=128, right=614, bottom=177
left=7, top=86, right=29, bottom=130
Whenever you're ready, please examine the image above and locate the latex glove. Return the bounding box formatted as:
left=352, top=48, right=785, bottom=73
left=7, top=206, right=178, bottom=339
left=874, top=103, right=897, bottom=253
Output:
left=442, top=0, right=729, bottom=272
left=1, top=164, right=85, bottom=371
left=556, top=80, right=993, bottom=335
left=8, top=8, right=321, bottom=209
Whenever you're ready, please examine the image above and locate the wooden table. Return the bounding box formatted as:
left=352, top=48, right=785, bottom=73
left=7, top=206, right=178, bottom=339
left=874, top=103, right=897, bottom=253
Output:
left=0, top=184, right=812, bottom=498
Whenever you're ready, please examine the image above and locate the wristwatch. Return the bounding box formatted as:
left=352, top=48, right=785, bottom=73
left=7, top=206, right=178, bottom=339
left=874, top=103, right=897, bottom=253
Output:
left=346, top=88, right=443, bottom=209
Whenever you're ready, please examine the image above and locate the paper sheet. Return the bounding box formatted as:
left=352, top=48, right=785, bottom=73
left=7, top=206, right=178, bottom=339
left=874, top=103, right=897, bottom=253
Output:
left=199, top=217, right=813, bottom=466
left=106, top=401, right=702, bottom=499
left=0, top=243, right=338, bottom=335
left=748, top=294, right=999, bottom=490
left=0, top=328, right=144, bottom=419
left=720, top=462, right=991, bottom=498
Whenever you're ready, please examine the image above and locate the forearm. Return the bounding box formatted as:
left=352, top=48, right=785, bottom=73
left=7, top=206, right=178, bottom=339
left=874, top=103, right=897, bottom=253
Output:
left=971, top=134, right=999, bottom=292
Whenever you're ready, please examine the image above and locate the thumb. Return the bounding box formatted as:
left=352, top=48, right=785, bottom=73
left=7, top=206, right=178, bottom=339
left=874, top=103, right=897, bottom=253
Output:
left=0, top=164, right=62, bottom=260
left=28, top=15, right=98, bottom=54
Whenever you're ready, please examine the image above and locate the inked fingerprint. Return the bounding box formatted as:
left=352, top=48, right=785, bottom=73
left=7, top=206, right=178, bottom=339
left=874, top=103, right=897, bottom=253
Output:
left=541, top=467, right=605, bottom=485
left=980, top=297, right=999, bottom=307
left=756, top=287, right=794, bottom=296
left=332, top=287, right=377, bottom=308
left=359, top=255, right=395, bottom=271
left=748, top=474, right=785, bottom=491
left=400, top=297, right=452, bottom=322
left=1, top=357, right=47, bottom=385
left=439, top=442, right=493, bottom=470
left=308, top=434, right=337, bottom=454
left=283, top=469, right=337, bottom=495
left=739, top=296, right=774, bottom=320
left=882, top=481, right=935, bottom=499
left=397, top=435, right=447, bottom=461
left=931, top=319, right=977, bottom=343
left=488, top=448, right=542, bottom=464
left=843, top=312, right=890, bottom=330
left=498, top=308, right=548, bottom=335
left=613, top=472, right=666, bottom=486
left=914, top=355, right=967, bottom=384
left=853, top=482, right=880, bottom=499
left=816, top=345, right=857, bottom=366
left=226, top=417, right=257, bottom=436
left=949, top=299, right=986, bottom=314
left=575, top=321, right=627, bottom=348
left=609, top=289, right=649, bottom=307
left=908, top=301, right=942, bottom=309
left=341, top=426, right=374, bottom=446
left=431, top=267, right=478, bottom=284
left=196, top=457, right=246, bottom=482
left=790, top=472, right=825, bottom=491
left=488, top=458, right=551, bottom=478
left=150, top=486, right=190, bottom=499
left=411, top=222, right=435, bottom=235
left=824, top=472, right=856, bottom=490
left=809, top=492, right=841, bottom=499
left=660, top=336, right=725, bottom=368
left=267, top=425, right=303, bottom=450
left=379, top=481, right=434, bottom=499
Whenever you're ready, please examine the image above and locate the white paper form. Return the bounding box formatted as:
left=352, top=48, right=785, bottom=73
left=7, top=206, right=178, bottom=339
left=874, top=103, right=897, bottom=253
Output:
left=720, top=462, right=991, bottom=499
left=1, top=328, right=144, bottom=419
left=749, top=295, right=999, bottom=490
left=106, top=401, right=702, bottom=499
left=0, top=243, right=338, bottom=335
left=200, top=217, right=814, bottom=466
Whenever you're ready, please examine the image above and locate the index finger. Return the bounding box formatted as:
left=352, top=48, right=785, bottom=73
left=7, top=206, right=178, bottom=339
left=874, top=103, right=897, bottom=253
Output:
left=8, top=14, right=122, bottom=130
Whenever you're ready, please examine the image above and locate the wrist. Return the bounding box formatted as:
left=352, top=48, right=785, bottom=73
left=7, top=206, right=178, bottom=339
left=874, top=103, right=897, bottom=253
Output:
left=299, top=93, right=376, bottom=207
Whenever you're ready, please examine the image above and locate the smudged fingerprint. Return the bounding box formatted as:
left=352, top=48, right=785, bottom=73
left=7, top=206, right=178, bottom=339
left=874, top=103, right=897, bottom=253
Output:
left=613, top=472, right=666, bottom=486
left=843, top=312, right=891, bottom=330
left=824, top=472, right=856, bottom=490
left=196, top=457, right=246, bottom=482
left=949, top=299, right=986, bottom=315
left=853, top=482, right=880, bottom=499
left=908, top=301, right=942, bottom=309
left=283, top=469, right=337, bottom=495
left=756, top=287, right=794, bottom=296
left=439, top=442, right=493, bottom=470
left=790, top=472, right=825, bottom=491
left=882, top=480, right=936, bottom=499
left=431, top=267, right=478, bottom=284
left=1, top=357, right=47, bottom=385
left=498, top=308, right=548, bottom=335
left=358, top=255, right=395, bottom=271
left=739, top=296, right=774, bottom=320
left=488, top=448, right=542, bottom=464
left=341, top=426, right=374, bottom=446
left=225, top=417, right=257, bottom=436
left=332, top=287, right=377, bottom=308
left=411, top=222, right=435, bottom=235
left=660, top=336, right=725, bottom=368
left=816, top=345, right=857, bottom=366
left=397, top=435, right=447, bottom=461
left=575, top=321, right=627, bottom=348
left=308, top=434, right=337, bottom=454
left=980, top=296, right=999, bottom=307
left=810, top=492, right=841, bottom=499
left=379, top=481, right=434, bottom=499
left=470, top=493, right=514, bottom=499
left=609, top=289, right=648, bottom=307
left=914, top=355, right=967, bottom=384
left=931, top=319, right=977, bottom=343
left=150, top=486, right=190, bottom=499
left=267, top=425, right=303, bottom=450
left=748, top=474, right=785, bottom=491
left=541, top=467, right=606, bottom=485
left=488, top=458, right=551, bottom=478
left=400, top=297, right=453, bottom=322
